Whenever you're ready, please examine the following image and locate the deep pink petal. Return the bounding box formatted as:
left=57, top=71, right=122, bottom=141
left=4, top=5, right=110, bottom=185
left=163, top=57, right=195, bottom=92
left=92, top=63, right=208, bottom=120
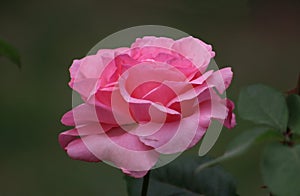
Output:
left=224, top=99, right=236, bottom=129
left=61, top=110, right=76, bottom=126
left=131, top=81, right=177, bottom=106
left=118, top=62, right=183, bottom=115
left=65, top=138, right=101, bottom=162
left=58, top=129, right=78, bottom=149
left=98, top=54, right=139, bottom=89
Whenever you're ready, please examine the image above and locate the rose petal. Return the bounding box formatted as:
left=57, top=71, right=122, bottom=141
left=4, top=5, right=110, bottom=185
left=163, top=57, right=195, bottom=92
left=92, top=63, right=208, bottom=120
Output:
left=59, top=129, right=79, bottom=149
left=59, top=123, right=114, bottom=150
left=206, top=67, right=233, bottom=94
left=131, top=36, right=175, bottom=49
left=65, top=138, right=101, bottom=162
left=118, top=62, right=184, bottom=115
left=223, top=99, right=236, bottom=129
left=172, top=36, right=215, bottom=73
left=61, top=102, right=131, bottom=126
left=132, top=81, right=177, bottom=106
left=139, top=111, right=202, bottom=154
left=80, top=129, right=159, bottom=172
left=121, top=168, right=148, bottom=178
left=70, top=48, right=130, bottom=100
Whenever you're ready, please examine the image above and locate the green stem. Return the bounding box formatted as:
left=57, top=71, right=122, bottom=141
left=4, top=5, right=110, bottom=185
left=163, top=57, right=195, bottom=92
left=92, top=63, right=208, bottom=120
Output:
left=141, top=171, right=150, bottom=196
left=297, top=72, right=300, bottom=95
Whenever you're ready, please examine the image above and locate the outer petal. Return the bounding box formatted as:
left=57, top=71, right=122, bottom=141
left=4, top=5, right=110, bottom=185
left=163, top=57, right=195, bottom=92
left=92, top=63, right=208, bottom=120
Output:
left=131, top=36, right=175, bottom=49
left=121, top=169, right=148, bottom=178
left=80, top=128, right=159, bottom=172
left=69, top=59, right=81, bottom=86
left=60, top=126, right=161, bottom=170
left=65, top=138, right=101, bottom=162
left=58, top=123, right=114, bottom=150
left=61, top=102, right=133, bottom=126
left=69, top=55, right=106, bottom=100
left=223, top=99, right=236, bottom=129
left=139, top=111, right=202, bottom=154
left=172, top=36, right=215, bottom=73
left=59, top=129, right=101, bottom=162
left=59, top=129, right=79, bottom=149
left=69, top=47, right=130, bottom=100
left=206, top=67, right=233, bottom=94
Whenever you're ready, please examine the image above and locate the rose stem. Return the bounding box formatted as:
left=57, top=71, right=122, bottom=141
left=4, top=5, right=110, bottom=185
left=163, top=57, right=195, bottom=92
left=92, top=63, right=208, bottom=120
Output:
left=297, top=72, right=300, bottom=95
left=141, top=171, right=150, bottom=196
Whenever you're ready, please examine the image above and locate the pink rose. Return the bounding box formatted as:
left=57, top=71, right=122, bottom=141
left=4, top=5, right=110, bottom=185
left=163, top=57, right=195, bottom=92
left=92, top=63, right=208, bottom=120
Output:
left=59, top=36, right=236, bottom=178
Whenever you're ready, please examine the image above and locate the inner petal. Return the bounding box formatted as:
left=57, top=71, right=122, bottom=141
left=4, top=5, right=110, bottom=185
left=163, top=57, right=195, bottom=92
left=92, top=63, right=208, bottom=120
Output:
left=131, top=81, right=177, bottom=106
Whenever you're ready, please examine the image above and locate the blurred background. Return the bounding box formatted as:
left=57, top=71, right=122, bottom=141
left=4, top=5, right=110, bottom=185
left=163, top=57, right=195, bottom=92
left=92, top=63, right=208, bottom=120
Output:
left=0, top=0, right=299, bottom=195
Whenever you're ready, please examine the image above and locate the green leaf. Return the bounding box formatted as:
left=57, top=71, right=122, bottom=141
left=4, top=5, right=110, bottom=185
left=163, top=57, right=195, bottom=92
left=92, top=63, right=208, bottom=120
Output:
left=196, top=127, right=280, bottom=172
left=287, top=94, right=300, bottom=135
left=125, top=156, right=237, bottom=196
left=0, top=38, right=21, bottom=68
left=238, top=84, right=288, bottom=132
left=261, top=143, right=300, bottom=196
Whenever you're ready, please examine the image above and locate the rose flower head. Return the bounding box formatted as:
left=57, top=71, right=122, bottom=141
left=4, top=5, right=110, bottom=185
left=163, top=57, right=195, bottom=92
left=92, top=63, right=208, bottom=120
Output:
left=59, top=36, right=236, bottom=178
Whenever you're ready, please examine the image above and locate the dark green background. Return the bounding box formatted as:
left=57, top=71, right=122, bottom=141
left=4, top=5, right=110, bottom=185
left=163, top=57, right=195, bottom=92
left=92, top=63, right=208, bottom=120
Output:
left=0, top=0, right=299, bottom=195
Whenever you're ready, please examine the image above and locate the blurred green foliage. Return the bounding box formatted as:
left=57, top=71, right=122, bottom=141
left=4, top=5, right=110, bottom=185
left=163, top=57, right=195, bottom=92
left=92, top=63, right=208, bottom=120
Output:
left=0, top=38, right=21, bottom=67
left=126, top=156, right=237, bottom=196
left=197, top=84, right=300, bottom=195
left=0, top=0, right=299, bottom=195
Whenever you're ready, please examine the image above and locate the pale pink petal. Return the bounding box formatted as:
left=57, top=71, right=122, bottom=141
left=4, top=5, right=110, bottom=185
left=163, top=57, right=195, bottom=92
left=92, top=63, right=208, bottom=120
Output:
left=206, top=67, right=233, bottom=94
left=172, top=36, right=214, bottom=73
left=70, top=78, right=99, bottom=102
left=139, top=112, right=202, bottom=154
left=167, top=81, right=212, bottom=105
left=131, top=36, right=175, bottom=49
left=61, top=103, right=118, bottom=126
left=81, top=128, right=159, bottom=172
left=69, top=59, right=82, bottom=87
left=105, top=127, right=154, bottom=151
left=58, top=124, right=114, bottom=150
left=197, top=90, right=232, bottom=126
left=69, top=55, right=105, bottom=99
left=203, top=90, right=228, bottom=120
left=130, top=45, right=199, bottom=78
left=77, top=123, right=116, bottom=134
left=130, top=47, right=173, bottom=62
left=190, top=70, right=214, bottom=85
left=121, top=169, right=148, bottom=178
left=70, top=48, right=130, bottom=100
left=110, top=89, right=137, bottom=125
